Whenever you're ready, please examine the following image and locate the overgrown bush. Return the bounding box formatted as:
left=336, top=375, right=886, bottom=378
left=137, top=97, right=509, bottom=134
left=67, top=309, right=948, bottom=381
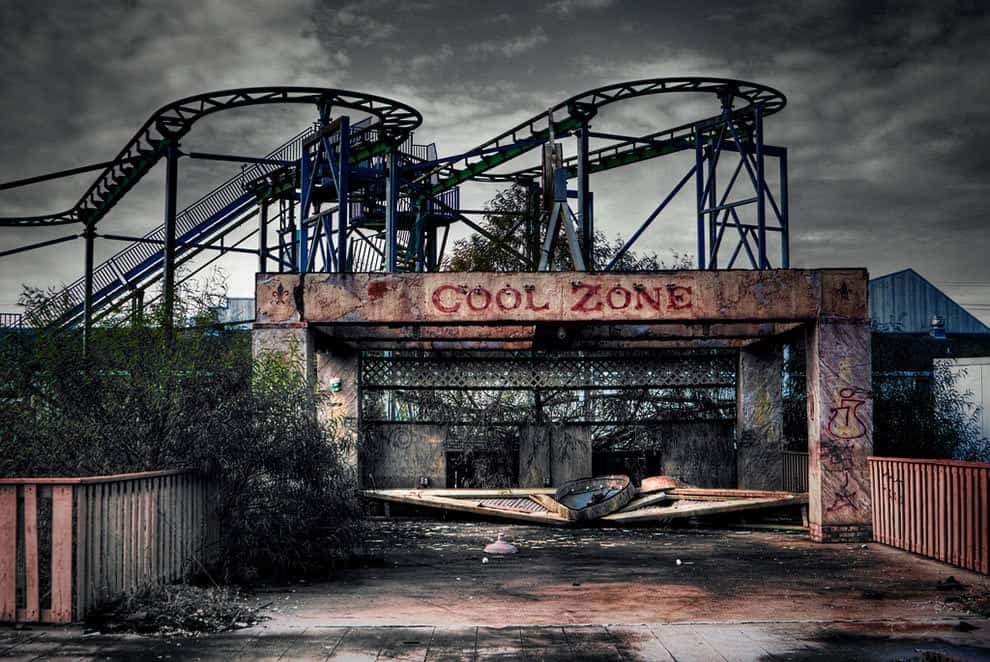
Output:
left=90, top=584, right=267, bottom=635
left=781, top=334, right=986, bottom=460
left=0, top=282, right=363, bottom=581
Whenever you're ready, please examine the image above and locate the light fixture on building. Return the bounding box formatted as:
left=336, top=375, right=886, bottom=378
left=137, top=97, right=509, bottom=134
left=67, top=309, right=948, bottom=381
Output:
left=929, top=315, right=946, bottom=340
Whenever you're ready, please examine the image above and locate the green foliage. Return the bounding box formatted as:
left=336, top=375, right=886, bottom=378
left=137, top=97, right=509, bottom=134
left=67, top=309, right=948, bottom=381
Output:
left=0, top=278, right=363, bottom=580
left=443, top=184, right=690, bottom=271
left=782, top=335, right=987, bottom=460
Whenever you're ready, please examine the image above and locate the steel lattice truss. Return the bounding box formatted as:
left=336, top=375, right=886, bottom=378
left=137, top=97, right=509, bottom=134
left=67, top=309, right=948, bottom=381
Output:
left=360, top=350, right=736, bottom=391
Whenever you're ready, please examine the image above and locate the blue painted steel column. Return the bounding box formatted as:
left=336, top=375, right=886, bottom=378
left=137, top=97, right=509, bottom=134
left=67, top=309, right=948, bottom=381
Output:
left=694, top=129, right=706, bottom=270
left=707, top=141, right=718, bottom=269
left=576, top=123, right=592, bottom=269
left=754, top=103, right=767, bottom=268
left=82, top=220, right=95, bottom=353
left=384, top=149, right=398, bottom=272
left=258, top=198, right=268, bottom=272
left=337, top=116, right=349, bottom=272
left=426, top=225, right=437, bottom=271
left=162, top=141, right=179, bottom=333
left=779, top=147, right=789, bottom=268
left=298, top=146, right=311, bottom=272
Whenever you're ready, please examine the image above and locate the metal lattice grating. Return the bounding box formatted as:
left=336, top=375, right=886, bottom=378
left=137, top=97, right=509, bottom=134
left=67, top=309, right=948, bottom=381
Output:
left=360, top=350, right=735, bottom=391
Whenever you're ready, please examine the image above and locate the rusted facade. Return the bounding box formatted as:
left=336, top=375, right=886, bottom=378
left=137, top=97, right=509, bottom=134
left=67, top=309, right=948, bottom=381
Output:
left=254, top=268, right=873, bottom=543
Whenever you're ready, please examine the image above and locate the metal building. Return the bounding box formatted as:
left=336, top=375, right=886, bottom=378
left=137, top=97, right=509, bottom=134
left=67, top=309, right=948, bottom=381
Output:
left=869, top=269, right=990, bottom=334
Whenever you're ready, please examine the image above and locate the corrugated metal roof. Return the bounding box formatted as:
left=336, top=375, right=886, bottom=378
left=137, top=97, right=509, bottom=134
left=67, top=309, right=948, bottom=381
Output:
left=869, top=269, right=990, bottom=334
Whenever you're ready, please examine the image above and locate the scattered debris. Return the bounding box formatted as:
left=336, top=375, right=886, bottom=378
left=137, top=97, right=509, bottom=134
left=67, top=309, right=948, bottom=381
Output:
left=362, top=475, right=807, bottom=528
left=484, top=531, right=518, bottom=554
left=938, top=576, right=966, bottom=592
left=87, top=584, right=269, bottom=637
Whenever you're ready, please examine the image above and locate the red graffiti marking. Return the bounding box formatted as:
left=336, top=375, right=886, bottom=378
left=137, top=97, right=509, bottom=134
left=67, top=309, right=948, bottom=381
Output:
left=826, top=387, right=869, bottom=440
left=826, top=472, right=858, bottom=514
left=367, top=280, right=389, bottom=301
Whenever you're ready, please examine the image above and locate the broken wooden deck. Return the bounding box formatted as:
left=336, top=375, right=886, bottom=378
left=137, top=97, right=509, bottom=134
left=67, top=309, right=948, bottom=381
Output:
left=361, top=485, right=808, bottom=527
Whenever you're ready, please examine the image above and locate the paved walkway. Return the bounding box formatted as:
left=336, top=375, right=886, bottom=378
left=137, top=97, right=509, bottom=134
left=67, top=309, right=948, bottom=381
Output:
left=5, top=522, right=990, bottom=660
left=3, top=618, right=990, bottom=660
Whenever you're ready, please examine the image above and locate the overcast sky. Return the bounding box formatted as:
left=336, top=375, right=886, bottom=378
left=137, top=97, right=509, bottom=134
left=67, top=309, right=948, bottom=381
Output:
left=1, top=0, right=989, bottom=322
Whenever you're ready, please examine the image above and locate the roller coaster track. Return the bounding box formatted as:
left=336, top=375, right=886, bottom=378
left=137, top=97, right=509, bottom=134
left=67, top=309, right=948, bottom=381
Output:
left=0, top=87, right=421, bottom=228
left=409, top=77, right=785, bottom=194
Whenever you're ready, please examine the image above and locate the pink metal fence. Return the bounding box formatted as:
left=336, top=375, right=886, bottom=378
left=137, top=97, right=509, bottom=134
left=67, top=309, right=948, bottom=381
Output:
left=0, top=469, right=216, bottom=623
left=870, top=457, right=989, bottom=574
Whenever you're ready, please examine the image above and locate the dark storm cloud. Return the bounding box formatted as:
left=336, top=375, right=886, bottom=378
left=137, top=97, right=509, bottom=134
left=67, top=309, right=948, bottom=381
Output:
left=1, top=0, right=989, bottom=318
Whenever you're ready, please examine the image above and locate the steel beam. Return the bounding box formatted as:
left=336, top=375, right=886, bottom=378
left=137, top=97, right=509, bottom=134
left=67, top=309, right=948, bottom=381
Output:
left=184, top=151, right=294, bottom=167
left=754, top=103, right=767, bottom=268
left=0, top=234, right=78, bottom=259
left=298, top=147, right=311, bottom=272
left=82, top=222, right=95, bottom=353
left=780, top=148, right=789, bottom=268
left=258, top=198, right=268, bottom=272
left=162, top=141, right=179, bottom=334
left=385, top=149, right=398, bottom=272
left=576, top=123, right=592, bottom=268
left=694, top=129, right=706, bottom=269
left=337, top=116, right=350, bottom=271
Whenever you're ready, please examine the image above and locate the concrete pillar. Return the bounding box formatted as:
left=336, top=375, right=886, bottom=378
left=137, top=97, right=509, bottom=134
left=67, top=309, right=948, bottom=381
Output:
left=251, top=325, right=315, bottom=384
left=316, top=340, right=360, bottom=477
left=805, top=318, right=873, bottom=542
left=736, top=341, right=784, bottom=490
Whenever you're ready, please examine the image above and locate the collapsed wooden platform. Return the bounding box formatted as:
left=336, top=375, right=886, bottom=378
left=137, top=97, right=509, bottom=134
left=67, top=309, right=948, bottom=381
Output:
left=361, top=483, right=808, bottom=528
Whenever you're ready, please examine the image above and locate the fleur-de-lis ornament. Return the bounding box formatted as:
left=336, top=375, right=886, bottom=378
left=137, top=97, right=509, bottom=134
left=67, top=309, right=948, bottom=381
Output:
left=271, top=282, right=290, bottom=306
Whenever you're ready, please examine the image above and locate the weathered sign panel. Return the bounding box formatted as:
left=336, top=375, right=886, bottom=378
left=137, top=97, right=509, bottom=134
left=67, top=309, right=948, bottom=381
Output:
left=256, top=270, right=868, bottom=325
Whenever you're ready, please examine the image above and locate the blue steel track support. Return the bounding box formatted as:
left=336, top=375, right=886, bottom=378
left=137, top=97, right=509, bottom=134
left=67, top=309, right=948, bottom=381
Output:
left=162, top=141, right=179, bottom=334
left=258, top=199, right=268, bottom=272
left=385, top=149, right=398, bottom=272
left=707, top=141, right=718, bottom=269
left=82, top=221, right=95, bottom=352
left=754, top=103, right=767, bottom=268
left=298, top=143, right=312, bottom=272
left=780, top=147, right=789, bottom=268
left=337, top=115, right=350, bottom=272
left=694, top=129, right=706, bottom=270
left=576, top=123, right=592, bottom=269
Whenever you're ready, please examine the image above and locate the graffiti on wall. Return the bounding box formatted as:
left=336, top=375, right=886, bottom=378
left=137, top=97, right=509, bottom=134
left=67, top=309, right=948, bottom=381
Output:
left=822, top=386, right=870, bottom=514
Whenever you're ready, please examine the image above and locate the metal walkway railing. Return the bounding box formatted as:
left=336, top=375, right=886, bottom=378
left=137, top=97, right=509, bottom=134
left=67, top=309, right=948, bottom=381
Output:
left=26, top=128, right=315, bottom=326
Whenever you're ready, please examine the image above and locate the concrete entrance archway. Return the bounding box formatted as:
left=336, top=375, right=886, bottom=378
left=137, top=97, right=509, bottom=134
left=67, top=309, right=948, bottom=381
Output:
left=253, top=269, right=873, bottom=542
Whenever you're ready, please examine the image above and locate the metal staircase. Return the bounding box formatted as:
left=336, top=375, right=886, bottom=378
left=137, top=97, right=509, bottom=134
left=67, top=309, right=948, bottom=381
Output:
left=27, top=128, right=314, bottom=326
